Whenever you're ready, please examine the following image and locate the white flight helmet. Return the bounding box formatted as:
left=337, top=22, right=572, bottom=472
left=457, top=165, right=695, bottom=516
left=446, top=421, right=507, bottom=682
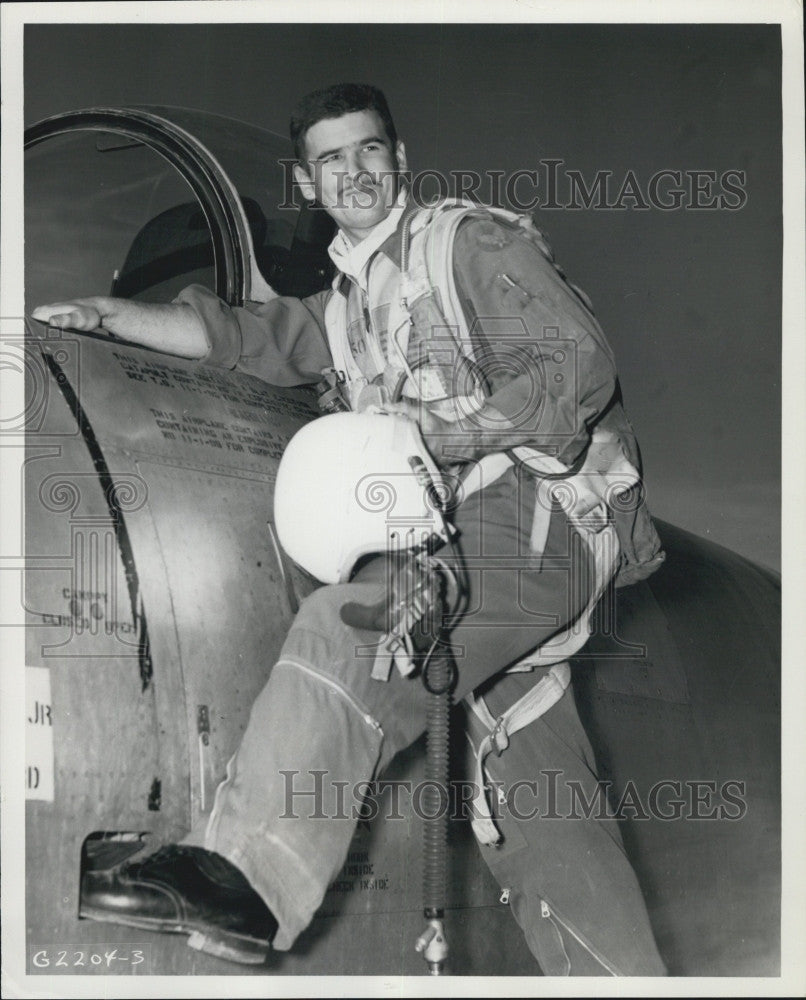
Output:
left=274, top=411, right=450, bottom=585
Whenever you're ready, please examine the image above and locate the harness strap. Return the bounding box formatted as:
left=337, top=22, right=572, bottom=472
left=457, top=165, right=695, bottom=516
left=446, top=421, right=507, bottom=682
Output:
left=465, top=663, right=572, bottom=845
left=464, top=517, right=621, bottom=846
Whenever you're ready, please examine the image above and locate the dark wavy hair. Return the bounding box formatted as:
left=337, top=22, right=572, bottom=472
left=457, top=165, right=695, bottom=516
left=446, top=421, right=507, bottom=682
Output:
left=290, top=83, right=397, bottom=163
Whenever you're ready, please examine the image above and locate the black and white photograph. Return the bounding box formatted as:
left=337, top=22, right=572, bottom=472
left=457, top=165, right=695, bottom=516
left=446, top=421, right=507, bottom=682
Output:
left=1, top=1, right=804, bottom=996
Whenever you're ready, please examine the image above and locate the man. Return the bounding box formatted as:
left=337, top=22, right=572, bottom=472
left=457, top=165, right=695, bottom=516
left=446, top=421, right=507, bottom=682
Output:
left=33, top=83, right=666, bottom=975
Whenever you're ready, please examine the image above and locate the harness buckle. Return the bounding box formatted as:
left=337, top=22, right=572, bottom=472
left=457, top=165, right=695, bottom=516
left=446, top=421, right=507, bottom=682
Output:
left=491, top=716, right=510, bottom=755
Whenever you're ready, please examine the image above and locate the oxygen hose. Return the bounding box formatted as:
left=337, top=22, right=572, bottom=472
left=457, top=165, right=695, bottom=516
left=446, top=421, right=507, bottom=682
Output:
left=416, top=638, right=453, bottom=974
left=414, top=549, right=466, bottom=976
left=423, top=651, right=450, bottom=912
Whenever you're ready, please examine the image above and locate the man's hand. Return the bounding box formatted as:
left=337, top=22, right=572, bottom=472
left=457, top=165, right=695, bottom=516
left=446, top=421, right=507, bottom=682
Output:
left=32, top=298, right=105, bottom=331
left=30, top=296, right=208, bottom=360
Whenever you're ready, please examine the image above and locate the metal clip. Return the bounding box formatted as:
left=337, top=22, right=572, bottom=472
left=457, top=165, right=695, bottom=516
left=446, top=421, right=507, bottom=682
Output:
left=491, top=716, right=510, bottom=755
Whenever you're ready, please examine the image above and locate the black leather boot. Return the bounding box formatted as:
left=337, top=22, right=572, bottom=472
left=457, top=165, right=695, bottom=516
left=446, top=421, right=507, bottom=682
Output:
left=80, top=844, right=277, bottom=964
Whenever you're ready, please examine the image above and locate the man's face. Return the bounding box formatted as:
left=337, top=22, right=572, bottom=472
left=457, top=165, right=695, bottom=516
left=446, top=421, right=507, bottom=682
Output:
left=293, top=109, right=407, bottom=244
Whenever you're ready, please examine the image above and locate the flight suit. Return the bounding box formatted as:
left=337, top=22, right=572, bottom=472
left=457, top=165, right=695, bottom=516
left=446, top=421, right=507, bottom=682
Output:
left=176, top=199, right=667, bottom=974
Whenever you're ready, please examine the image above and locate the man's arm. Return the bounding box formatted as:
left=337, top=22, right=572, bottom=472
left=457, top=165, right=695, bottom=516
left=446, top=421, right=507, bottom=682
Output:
left=31, top=296, right=208, bottom=359
left=34, top=286, right=333, bottom=388
left=415, top=214, right=619, bottom=467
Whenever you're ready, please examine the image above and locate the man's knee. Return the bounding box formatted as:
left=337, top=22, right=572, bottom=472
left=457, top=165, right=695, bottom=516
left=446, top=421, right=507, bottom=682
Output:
left=282, top=582, right=386, bottom=687
left=293, top=581, right=385, bottom=636
left=293, top=584, right=346, bottom=631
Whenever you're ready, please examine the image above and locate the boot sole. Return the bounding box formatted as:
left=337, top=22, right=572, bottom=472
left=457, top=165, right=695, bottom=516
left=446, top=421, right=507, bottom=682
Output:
left=79, top=905, right=271, bottom=965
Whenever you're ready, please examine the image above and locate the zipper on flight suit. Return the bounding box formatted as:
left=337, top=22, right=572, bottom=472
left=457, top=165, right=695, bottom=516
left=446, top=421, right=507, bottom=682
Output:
left=539, top=897, right=621, bottom=975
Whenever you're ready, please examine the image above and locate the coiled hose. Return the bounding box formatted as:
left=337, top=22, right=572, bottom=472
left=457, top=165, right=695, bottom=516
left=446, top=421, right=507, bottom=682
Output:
left=415, top=556, right=464, bottom=974
left=422, top=648, right=452, bottom=916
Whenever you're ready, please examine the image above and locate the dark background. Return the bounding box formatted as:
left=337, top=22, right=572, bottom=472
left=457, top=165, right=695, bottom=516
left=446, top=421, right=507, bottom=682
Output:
left=24, top=22, right=782, bottom=570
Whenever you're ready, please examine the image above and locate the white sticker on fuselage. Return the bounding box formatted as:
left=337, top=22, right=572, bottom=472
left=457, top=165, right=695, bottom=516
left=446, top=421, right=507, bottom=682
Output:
left=26, top=666, right=54, bottom=801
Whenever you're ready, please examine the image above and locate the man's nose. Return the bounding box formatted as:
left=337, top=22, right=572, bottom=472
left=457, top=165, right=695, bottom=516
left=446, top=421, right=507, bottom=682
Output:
left=347, top=151, right=374, bottom=185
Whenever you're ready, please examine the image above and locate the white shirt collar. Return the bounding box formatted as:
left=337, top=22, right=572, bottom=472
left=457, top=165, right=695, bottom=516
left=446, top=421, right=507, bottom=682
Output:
left=328, top=189, right=409, bottom=287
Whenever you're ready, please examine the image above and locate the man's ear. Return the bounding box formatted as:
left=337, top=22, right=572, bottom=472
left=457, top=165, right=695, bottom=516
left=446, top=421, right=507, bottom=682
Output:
left=293, top=162, right=316, bottom=203
left=395, top=141, right=408, bottom=175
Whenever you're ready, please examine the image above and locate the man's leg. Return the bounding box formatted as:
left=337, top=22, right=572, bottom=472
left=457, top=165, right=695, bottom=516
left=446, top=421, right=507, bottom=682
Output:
left=462, top=668, right=667, bottom=975
left=81, top=467, right=625, bottom=961
left=201, top=467, right=592, bottom=949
